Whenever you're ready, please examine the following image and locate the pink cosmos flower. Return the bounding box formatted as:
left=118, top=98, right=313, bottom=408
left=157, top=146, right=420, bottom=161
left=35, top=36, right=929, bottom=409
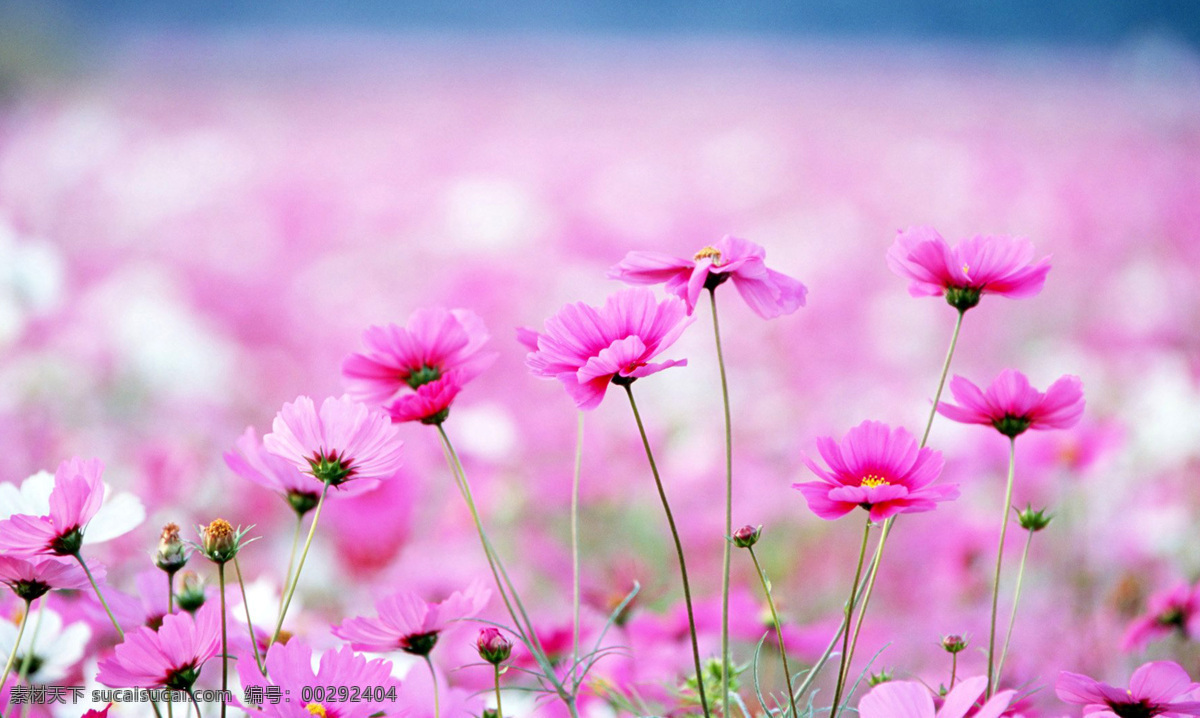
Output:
left=608, top=235, right=807, bottom=317
left=263, top=396, right=405, bottom=489
left=96, top=605, right=221, bottom=690
left=886, top=226, right=1051, bottom=311
left=937, top=370, right=1085, bottom=438
left=859, top=676, right=1014, bottom=718
left=342, top=308, right=497, bottom=424
left=237, top=640, right=403, bottom=718
left=1056, top=661, right=1200, bottom=717
left=0, top=458, right=106, bottom=557
left=333, top=581, right=490, bottom=656
left=0, top=555, right=94, bottom=601
left=525, top=288, right=693, bottom=410
left=226, top=427, right=373, bottom=515
left=1123, top=583, right=1200, bottom=652
left=792, top=420, right=958, bottom=522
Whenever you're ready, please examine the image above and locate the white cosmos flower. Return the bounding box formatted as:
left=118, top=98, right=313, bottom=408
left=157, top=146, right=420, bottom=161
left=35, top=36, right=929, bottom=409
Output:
left=0, top=470, right=146, bottom=543
left=0, top=606, right=91, bottom=683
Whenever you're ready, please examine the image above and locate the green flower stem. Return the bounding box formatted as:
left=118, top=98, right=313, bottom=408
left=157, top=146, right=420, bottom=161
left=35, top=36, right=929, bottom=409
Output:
left=187, top=689, right=204, bottom=718
left=0, top=599, right=31, bottom=696
left=75, top=553, right=124, bottom=640
left=622, top=383, right=711, bottom=718
left=234, top=557, right=266, bottom=675
left=986, top=439, right=1018, bottom=698
left=424, top=654, right=440, bottom=718
left=747, top=546, right=798, bottom=718
left=218, top=562, right=228, bottom=718
left=571, top=410, right=584, bottom=688
left=168, top=569, right=177, bottom=615
left=275, top=514, right=304, bottom=627
left=830, top=518, right=872, bottom=718
left=708, top=287, right=736, bottom=718
left=950, top=651, right=959, bottom=690
left=494, top=664, right=505, bottom=718
left=995, top=526, right=1035, bottom=686
left=271, top=481, right=330, bottom=647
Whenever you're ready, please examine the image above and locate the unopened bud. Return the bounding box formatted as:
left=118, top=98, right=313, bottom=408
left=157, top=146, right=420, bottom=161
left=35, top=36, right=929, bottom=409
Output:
left=867, top=670, right=892, bottom=686
left=176, top=571, right=206, bottom=612
left=155, top=523, right=188, bottom=573
left=731, top=524, right=762, bottom=549
left=199, top=518, right=239, bottom=563
left=1016, top=504, right=1053, bottom=532
left=941, top=634, right=968, bottom=654
left=476, top=627, right=513, bottom=665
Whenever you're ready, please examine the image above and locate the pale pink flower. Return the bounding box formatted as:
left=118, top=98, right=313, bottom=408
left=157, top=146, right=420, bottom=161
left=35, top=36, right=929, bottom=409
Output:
left=0, top=458, right=106, bottom=556
left=526, top=288, right=692, bottom=410
left=333, top=581, right=490, bottom=655
left=608, top=235, right=807, bottom=317
left=792, top=420, right=958, bottom=522
left=859, top=676, right=1015, bottom=718
left=937, top=370, right=1085, bottom=438
left=237, top=640, right=403, bottom=717
left=1122, top=582, right=1200, bottom=652
left=263, top=396, right=404, bottom=489
left=96, top=605, right=221, bottom=690
left=1056, top=660, right=1200, bottom=717
left=342, top=308, right=497, bottom=424
left=0, top=555, right=93, bottom=601
left=887, top=226, right=1051, bottom=310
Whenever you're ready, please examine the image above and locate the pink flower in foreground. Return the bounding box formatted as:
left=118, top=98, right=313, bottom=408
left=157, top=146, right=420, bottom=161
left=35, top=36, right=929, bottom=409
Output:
left=263, top=396, right=404, bottom=490
left=1123, top=583, right=1200, bottom=652
left=887, top=226, right=1051, bottom=311
left=792, top=420, right=958, bottom=522
left=526, top=288, right=693, bottom=410
left=0, top=458, right=106, bottom=557
left=342, top=308, right=497, bottom=425
left=937, top=370, right=1085, bottom=438
left=608, top=235, right=807, bottom=317
left=237, top=640, right=403, bottom=718
left=1056, top=661, right=1200, bottom=717
left=859, top=676, right=1014, bottom=718
left=96, top=605, right=220, bottom=690
left=225, top=427, right=348, bottom=515
left=333, top=581, right=490, bottom=656
left=0, top=555, right=93, bottom=601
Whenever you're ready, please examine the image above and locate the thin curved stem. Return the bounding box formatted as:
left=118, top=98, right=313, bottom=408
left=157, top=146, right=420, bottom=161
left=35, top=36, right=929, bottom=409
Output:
left=571, top=411, right=584, bottom=689
left=168, top=569, right=176, bottom=615
left=424, top=654, right=440, bottom=718
left=494, top=664, right=505, bottom=718
left=0, top=599, right=31, bottom=696
left=950, top=652, right=958, bottom=690
left=75, top=553, right=124, bottom=640
left=275, top=514, right=304, bottom=627
left=791, top=572, right=875, bottom=700
left=187, top=689, right=204, bottom=718
left=709, top=287, right=735, bottom=718
left=986, top=439, right=1018, bottom=698
left=995, top=527, right=1034, bottom=683
left=234, top=557, right=265, bottom=675
left=270, top=482, right=330, bottom=646
left=748, top=547, right=797, bottom=718
left=622, top=383, right=711, bottom=718
left=830, top=519, right=872, bottom=718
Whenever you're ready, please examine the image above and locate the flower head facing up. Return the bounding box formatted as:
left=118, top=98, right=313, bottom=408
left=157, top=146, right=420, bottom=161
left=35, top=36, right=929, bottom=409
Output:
left=477, top=627, right=513, bottom=665
left=333, top=581, right=490, bottom=656
left=176, top=571, right=206, bottom=613
left=96, top=605, right=221, bottom=690
left=731, top=525, right=762, bottom=549
left=0, top=458, right=113, bottom=557
left=608, top=235, right=807, bottom=318
left=264, top=396, right=404, bottom=490
left=342, top=308, right=498, bottom=425
left=0, top=555, right=93, bottom=602
left=154, top=522, right=188, bottom=573
left=1057, top=660, right=1200, bottom=717
left=196, top=518, right=254, bottom=564
left=886, top=226, right=1051, bottom=311
left=1123, top=584, right=1200, bottom=653
left=792, top=420, right=958, bottom=522
left=237, top=640, right=402, bottom=718
left=859, top=676, right=1014, bottom=718
left=526, top=287, right=693, bottom=410
left=937, top=370, right=1085, bottom=439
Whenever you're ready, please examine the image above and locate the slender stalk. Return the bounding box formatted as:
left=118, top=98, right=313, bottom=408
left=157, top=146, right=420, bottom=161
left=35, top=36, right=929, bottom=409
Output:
left=950, top=652, right=958, bottom=690
left=830, top=519, right=872, bottom=718
left=571, top=411, right=584, bottom=688
left=622, top=383, right=710, bottom=718
left=218, top=562, right=228, bottom=718
left=791, top=569, right=876, bottom=700
left=708, top=287, right=735, bottom=718
left=74, top=553, right=124, bottom=640
left=271, top=482, right=330, bottom=646
left=234, top=557, right=266, bottom=675
left=167, top=570, right=177, bottom=615
left=986, top=439, right=1018, bottom=698
left=995, top=528, right=1035, bottom=683
left=0, top=599, right=31, bottom=695
left=748, top=546, right=798, bottom=718
left=187, top=689, right=204, bottom=718
left=275, top=514, right=304, bottom=626
left=494, top=664, right=505, bottom=718
left=423, top=654, right=440, bottom=718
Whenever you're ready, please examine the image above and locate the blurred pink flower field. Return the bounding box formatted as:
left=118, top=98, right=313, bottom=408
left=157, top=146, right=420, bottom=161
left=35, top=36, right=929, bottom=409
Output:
left=1, top=34, right=1199, bottom=717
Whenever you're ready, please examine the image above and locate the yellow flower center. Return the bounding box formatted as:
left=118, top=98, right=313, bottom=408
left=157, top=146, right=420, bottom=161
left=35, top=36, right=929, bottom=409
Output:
left=961, top=263, right=971, bottom=276
left=694, top=246, right=722, bottom=264
left=860, top=473, right=890, bottom=488
left=306, top=703, right=327, bottom=717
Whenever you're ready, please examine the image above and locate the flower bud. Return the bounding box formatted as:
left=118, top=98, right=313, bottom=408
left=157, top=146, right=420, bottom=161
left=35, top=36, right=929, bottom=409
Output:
left=867, top=670, right=892, bottom=686
left=176, top=571, right=206, bottom=612
left=731, top=524, right=762, bottom=549
left=1016, top=505, right=1053, bottom=532
left=941, top=634, right=968, bottom=654
left=476, top=627, right=513, bottom=665
left=155, top=523, right=188, bottom=573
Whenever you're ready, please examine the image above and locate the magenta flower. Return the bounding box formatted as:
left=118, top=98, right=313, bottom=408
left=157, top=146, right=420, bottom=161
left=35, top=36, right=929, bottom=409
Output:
left=96, top=605, right=221, bottom=690
left=525, top=287, right=693, bottom=410
left=886, top=226, right=1051, bottom=311
left=792, top=420, right=958, bottom=522
left=263, top=396, right=405, bottom=489
left=238, top=640, right=403, bottom=718
left=0, top=555, right=94, bottom=602
left=1123, top=583, right=1200, bottom=652
left=937, top=370, right=1085, bottom=438
left=0, top=458, right=106, bottom=557
left=333, top=581, right=490, bottom=656
left=859, top=676, right=1014, bottom=718
left=608, top=235, right=807, bottom=317
left=342, top=308, right=497, bottom=425
left=1056, top=661, right=1200, bottom=717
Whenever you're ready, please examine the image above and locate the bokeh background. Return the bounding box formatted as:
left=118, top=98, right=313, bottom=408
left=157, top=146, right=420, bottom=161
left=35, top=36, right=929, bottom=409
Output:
left=1, top=1, right=1200, bottom=715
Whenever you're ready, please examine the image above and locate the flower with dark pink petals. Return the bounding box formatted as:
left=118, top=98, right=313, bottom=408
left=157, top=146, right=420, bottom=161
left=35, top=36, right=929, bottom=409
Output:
left=1056, top=660, right=1200, bottom=717
left=343, top=308, right=497, bottom=424
left=526, top=288, right=693, bottom=410
left=476, top=627, right=513, bottom=665
left=263, top=395, right=404, bottom=489
left=937, top=370, right=1085, bottom=438
left=608, top=235, right=807, bottom=317
left=237, top=640, right=403, bottom=718
left=333, top=581, right=490, bottom=656
left=226, top=426, right=364, bottom=515
left=887, top=226, right=1051, bottom=311
left=0, top=458, right=108, bottom=557
left=792, top=420, right=958, bottom=522
left=96, top=605, right=221, bottom=690
left=1123, top=583, right=1200, bottom=652
left=859, top=676, right=1014, bottom=718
